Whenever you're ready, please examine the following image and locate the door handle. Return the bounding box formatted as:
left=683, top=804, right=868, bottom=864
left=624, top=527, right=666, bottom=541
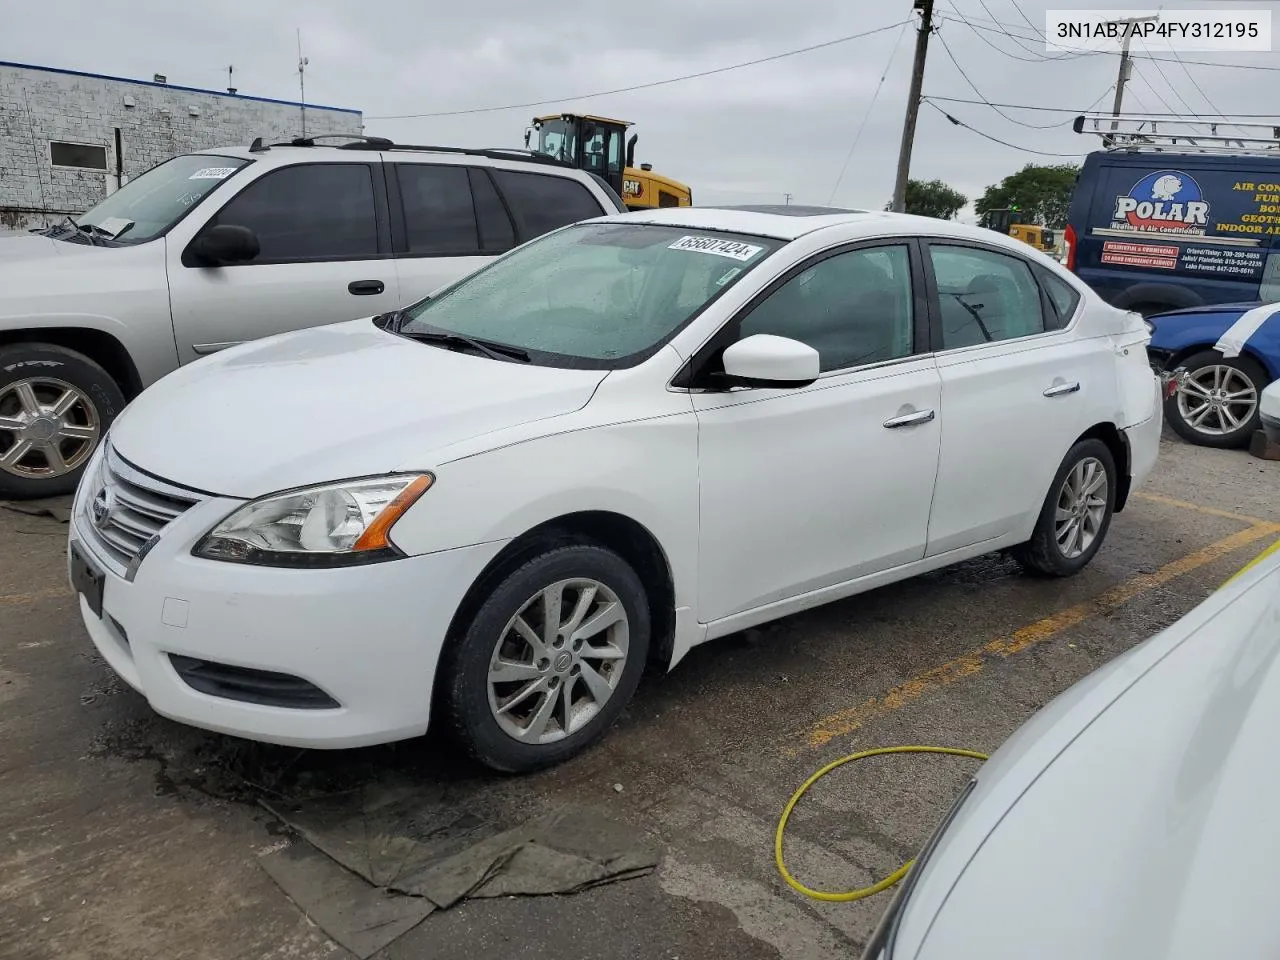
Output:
left=1043, top=381, right=1081, bottom=398
left=883, top=409, right=936, bottom=429
left=348, top=280, right=385, bottom=296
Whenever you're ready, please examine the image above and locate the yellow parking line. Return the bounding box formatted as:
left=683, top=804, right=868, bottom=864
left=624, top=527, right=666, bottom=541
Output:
left=0, top=587, right=70, bottom=605
left=803, top=522, right=1280, bottom=752
left=1132, top=490, right=1270, bottom=526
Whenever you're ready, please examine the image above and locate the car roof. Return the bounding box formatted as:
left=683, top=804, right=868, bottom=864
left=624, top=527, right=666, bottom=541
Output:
left=596, top=206, right=1029, bottom=245
left=192, top=143, right=592, bottom=178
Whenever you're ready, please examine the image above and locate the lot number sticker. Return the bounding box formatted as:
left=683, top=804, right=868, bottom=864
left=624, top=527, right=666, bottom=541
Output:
left=668, top=236, right=763, bottom=261
left=188, top=167, right=237, bottom=180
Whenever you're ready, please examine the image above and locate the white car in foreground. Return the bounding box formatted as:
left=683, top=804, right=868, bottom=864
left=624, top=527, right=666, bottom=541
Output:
left=68, top=207, right=1162, bottom=771
left=863, top=546, right=1280, bottom=960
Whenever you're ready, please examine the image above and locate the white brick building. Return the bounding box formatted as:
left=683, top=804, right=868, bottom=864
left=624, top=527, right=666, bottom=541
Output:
left=0, top=61, right=362, bottom=232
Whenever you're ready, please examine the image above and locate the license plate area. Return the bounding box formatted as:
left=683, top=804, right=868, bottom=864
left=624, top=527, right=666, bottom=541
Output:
left=70, top=543, right=105, bottom=618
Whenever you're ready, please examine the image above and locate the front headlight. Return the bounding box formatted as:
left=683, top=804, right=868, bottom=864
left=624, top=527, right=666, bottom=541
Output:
left=193, top=474, right=433, bottom=567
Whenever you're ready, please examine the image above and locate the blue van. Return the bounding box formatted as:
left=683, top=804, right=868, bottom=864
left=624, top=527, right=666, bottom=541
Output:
left=1064, top=150, right=1280, bottom=316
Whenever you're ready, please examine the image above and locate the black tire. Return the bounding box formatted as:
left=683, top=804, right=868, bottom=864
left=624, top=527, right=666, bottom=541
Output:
left=440, top=544, right=650, bottom=773
left=0, top=343, right=125, bottom=499
left=1164, top=349, right=1269, bottom=449
left=1013, top=438, right=1117, bottom=578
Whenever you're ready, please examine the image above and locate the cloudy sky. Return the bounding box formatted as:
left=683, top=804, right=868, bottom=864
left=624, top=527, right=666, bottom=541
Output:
left=4, top=0, right=1277, bottom=216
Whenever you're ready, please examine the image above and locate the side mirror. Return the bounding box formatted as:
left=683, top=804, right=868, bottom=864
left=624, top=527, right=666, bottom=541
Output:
left=189, top=224, right=259, bottom=266
left=719, top=334, right=819, bottom=388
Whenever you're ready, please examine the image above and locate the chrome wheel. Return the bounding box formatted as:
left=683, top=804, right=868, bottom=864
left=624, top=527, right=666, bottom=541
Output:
left=0, top=377, right=101, bottom=480
left=1176, top=364, right=1259, bottom=437
left=487, top=578, right=630, bottom=745
left=1055, top=456, right=1108, bottom=560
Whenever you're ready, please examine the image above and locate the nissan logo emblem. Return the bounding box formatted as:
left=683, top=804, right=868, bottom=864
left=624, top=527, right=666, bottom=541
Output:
left=90, top=487, right=114, bottom=530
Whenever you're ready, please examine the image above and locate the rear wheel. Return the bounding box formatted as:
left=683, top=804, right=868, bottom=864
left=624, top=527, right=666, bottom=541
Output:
left=1013, top=439, right=1117, bottom=577
left=1165, top=349, right=1267, bottom=449
left=0, top=344, right=124, bottom=499
left=441, top=544, right=650, bottom=773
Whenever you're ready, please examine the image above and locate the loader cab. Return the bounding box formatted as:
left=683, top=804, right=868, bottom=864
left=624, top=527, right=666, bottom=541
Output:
left=528, top=114, right=631, bottom=199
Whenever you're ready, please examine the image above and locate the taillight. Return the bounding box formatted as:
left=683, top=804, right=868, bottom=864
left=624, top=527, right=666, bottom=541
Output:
left=1064, top=224, right=1077, bottom=272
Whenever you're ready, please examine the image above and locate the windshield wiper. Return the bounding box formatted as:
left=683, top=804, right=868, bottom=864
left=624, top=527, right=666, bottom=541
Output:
left=54, top=216, right=114, bottom=247
left=397, top=323, right=530, bottom=363
left=946, top=293, right=995, bottom=343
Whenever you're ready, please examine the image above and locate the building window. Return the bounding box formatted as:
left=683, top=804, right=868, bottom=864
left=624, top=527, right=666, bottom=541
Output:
left=50, top=142, right=108, bottom=170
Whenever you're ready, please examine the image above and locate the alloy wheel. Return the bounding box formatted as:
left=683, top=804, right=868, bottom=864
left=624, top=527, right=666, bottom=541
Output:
left=0, top=377, right=101, bottom=479
left=1175, top=364, right=1258, bottom=437
left=1055, top=456, right=1108, bottom=560
left=487, top=578, right=630, bottom=744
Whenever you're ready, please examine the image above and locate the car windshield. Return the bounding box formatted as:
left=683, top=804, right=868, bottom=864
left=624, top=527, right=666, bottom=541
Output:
left=74, top=154, right=250, bottom=244
left=398, top=222, right=781, bottom=366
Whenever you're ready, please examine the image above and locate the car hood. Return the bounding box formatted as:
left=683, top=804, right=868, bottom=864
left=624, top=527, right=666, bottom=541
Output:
left=108, top=319, right=608, bottom=498
left=903, top=556, right=1280, bottom=960
left=0, top=232, right=95, bottom=265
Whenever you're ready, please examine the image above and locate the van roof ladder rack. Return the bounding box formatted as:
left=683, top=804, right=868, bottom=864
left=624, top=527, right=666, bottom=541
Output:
left=1073, top=112, right=1280, bottom=156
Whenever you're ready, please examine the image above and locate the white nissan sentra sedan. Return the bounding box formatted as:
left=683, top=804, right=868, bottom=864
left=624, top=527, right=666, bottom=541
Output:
left=67, top=207, right=1162, bottom=772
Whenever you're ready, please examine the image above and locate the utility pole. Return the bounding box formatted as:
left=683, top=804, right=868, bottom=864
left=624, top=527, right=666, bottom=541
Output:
left=784, top=192, right=793, bottom=206
left=891, top=0, right=934, bottom=213
left=226, top=64, right=236, bottom=95
left=297, top=29, right=309, bottom=137
left=1107, top=15, right=1159, bottom=144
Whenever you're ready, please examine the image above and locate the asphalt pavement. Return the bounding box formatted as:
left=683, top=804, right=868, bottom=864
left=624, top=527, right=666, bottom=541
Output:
left=2, top=432, right=1278, bottom=960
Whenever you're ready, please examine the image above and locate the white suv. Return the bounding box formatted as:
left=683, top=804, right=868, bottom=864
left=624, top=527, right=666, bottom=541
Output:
left=0, top=136, right=624, bottom=499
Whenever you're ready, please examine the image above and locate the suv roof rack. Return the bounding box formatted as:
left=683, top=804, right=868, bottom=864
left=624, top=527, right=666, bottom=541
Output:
left=264, top=134, right=575, bottom=168
left=1073, top=112, right=1280, bottom=155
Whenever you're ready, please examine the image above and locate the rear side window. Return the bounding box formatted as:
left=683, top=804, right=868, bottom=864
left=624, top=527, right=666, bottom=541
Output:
left=395, top=164, right=479, bottom=255
left=469, top=169, right=516, bottom=253
left=929, top=244, right=1046, bottom=348
left=210, top=163, right=378, bottom=262
left=491, top=170, right=605, bottom=240
left=1038, top=268, right=1082, bottom=328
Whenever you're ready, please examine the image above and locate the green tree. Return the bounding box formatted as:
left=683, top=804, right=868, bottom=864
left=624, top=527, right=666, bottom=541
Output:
left=975, top=164, right=1080, bottom=229
left=887, top=179, right=968, bottom=220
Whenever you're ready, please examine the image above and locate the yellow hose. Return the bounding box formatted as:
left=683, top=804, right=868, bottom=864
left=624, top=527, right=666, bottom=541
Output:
left=775, top=745, right=988, bottom=903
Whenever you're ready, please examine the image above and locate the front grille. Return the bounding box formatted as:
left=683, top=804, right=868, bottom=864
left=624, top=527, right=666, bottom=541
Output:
left=169, top=655, right=340, bottom=709
left=81, top=446, right=206, bottom=576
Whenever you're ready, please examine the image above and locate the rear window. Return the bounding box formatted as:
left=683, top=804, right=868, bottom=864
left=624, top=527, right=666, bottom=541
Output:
left=1038, top=268, right=1081, bottom=328
left=491, top=170, right=606, bottom=240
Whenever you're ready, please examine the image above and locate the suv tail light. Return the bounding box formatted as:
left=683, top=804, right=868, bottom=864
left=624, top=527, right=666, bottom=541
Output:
left=1064, top=223, right=1077, bottom=272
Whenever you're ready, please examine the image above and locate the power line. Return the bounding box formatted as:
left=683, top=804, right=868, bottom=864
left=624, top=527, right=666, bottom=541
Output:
left=366, top=20, right=912, bottom=120
left=922, top=94, right=1279, bottom=118
left=935, top=28, right=1076, bottom=128
left=1168, top=46, right=1229, bottom=116
left=829, top=20, right=911, bottom=204
left=1134, top=39, right=1202, bottom=116
left=924, top=100, right=1086, bottom=156
left=937, top=8, right=1094, bottom=62
left=1131, top=63, right=1185, bottom=116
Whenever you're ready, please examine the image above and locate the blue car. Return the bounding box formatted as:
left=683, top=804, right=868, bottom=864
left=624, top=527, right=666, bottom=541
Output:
left=1147, top=301, right=1280, bottom=447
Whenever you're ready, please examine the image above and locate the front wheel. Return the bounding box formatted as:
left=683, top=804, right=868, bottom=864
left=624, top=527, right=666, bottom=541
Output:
left=1013, top=439, right=1117, bottom=577
left=0, top=343, right=125, bottom=499
left=441, top=544, right=650, bottom=773
left=1165, top=349, right=1268, bottom=449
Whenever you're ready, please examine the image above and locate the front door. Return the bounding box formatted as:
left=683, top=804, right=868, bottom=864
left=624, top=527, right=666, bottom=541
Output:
left=167, top=161, right=397, bottom=363
left=692, top=241, right=942, bottom=624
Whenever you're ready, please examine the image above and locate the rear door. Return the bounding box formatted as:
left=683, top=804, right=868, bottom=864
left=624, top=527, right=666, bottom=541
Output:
left=389, top=163, right=506, bottom=305
left=167, top=160, right=397, bottom=363
left=922, top=240, right=1115, bottom=557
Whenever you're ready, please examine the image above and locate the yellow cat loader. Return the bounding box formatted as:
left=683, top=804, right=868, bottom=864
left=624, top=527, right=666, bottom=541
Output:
left=986, top=207, right=1059, bottom=256
left=526, top=114, right=692, bottom=211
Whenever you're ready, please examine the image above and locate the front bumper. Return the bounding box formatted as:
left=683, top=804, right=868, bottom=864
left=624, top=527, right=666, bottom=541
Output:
left=1263, top=386, right=1280, bottom=444
left=69, top=488, right=506, bottom=749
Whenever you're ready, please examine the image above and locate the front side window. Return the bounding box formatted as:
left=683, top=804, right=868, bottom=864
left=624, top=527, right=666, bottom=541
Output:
left=395, top=164, right=478, bottom=255
left=208, top=163, right=378, bottom=263
left=738, top=245, right=916, bottom=371
left=399, top=223, right=781, bottom=366
left=75, top=154, right=250, bottom=243
left=491, top=170, right=606, bottom=241
left=929, top=244, right=1046, bottom=349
